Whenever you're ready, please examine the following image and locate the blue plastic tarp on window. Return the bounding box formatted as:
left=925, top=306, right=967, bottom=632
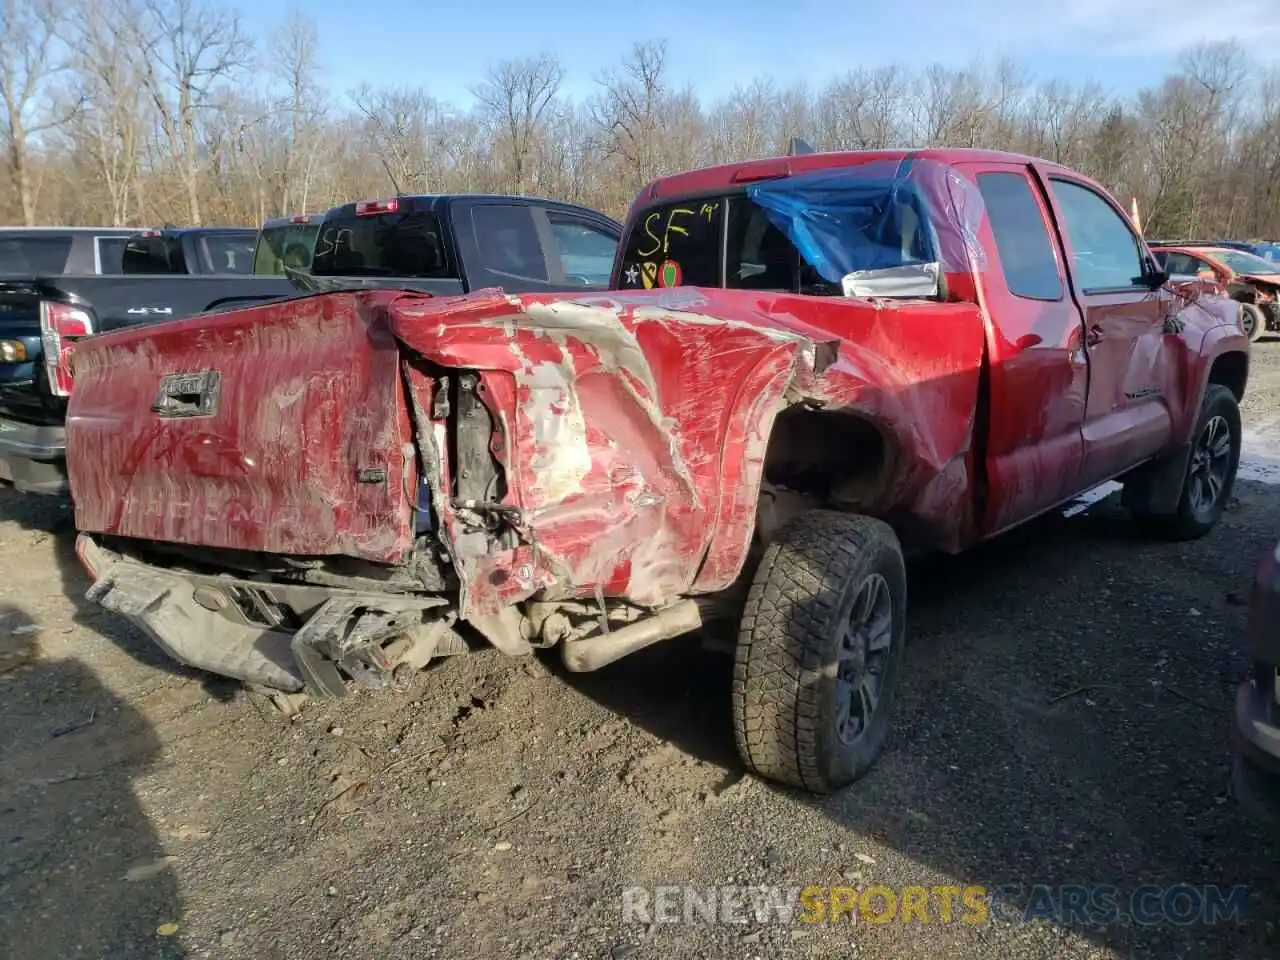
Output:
left=744, top=157, right=987, bottom=284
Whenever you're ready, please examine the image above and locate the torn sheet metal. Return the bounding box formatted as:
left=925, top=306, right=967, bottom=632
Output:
left=389, top=285, right=987, bottom=619
left=66, top=279, right=987, bottom=622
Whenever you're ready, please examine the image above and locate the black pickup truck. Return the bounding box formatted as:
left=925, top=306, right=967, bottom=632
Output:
left=121, top=227, right=260, bottom=275
left=0, top=194, right=623, bottom=495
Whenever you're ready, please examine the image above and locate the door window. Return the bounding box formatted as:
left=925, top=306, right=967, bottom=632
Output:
left=471, top=204, right=548, bottom=282
left=1160, top=252, right=1213, bottom=277
left=548, top=218, right=618, bottom=285
left=1049, top=179, right=1146, bottom=293
left=976, top=172, right=1063, bottom=301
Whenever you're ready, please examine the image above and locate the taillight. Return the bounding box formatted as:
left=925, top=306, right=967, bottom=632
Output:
left=38, top=301, right=94, bottom=397
left=355, top=197, right=399, bottom=216
left=291, top=215, right=310, bottom=224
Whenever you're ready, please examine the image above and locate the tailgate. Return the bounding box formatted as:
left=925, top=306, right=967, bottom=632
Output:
left=66, top=291, right=416, bottom=562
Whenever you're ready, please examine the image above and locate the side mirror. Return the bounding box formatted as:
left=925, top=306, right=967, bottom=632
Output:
left=842, top=262, right=942, bottom=300
left=1143, top=258, right=1170, bottom=289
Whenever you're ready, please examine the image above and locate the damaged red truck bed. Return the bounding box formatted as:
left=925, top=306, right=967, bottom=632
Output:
left=66, top=148, right=1250, bottom=794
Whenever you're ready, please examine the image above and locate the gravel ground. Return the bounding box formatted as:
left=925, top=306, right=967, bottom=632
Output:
left=3, top=345, right=1280, bottom=960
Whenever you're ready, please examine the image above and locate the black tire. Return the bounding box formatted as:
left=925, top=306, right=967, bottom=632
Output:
left=1135, top=384, right=1241, bottom=540
left=732, top=510, right=907, bottom=793
left=1241, top=303, right=1266, bottom=343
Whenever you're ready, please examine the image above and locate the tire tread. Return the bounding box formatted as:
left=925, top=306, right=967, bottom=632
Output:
left=732, top=510, right=902, bottom=793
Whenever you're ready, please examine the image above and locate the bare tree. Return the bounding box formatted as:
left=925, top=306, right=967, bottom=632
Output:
left=352, top=84, right=442, bottom=194
left=269, top=9, right=325, bottom=213
left=129, top=0, right=251, bottom=224
left=592, top=40, right=670, bottom=194
left=473, top=54, right=563, bottom=194
left=64, top=0, right=151, bottom=224
left=709, top=78, right=778, bottom=163
left=9, top=26, right=1280, bottom=240
left=0, top=0, right=75, bottom=224
left=817, top=67, right=907, bottom=150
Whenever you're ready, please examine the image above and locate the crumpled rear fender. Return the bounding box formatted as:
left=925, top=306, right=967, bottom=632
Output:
left=388, top=287, right=986, bottom=618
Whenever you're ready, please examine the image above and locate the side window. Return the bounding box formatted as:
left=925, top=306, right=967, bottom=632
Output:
left=975, top=172, right=1063, bottom=301
left=95, top=236, right=129, bottom=274
left=548, top=217, right=618, bottom=285
left=1163, top=253, right=1198, bottom=276
left=1049, top=179, right=1145, bottom=293
left=471, top=204, right=548, bottom=282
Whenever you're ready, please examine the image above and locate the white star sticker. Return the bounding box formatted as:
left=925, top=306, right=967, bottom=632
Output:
left=624, top=264, right=639, bottom=285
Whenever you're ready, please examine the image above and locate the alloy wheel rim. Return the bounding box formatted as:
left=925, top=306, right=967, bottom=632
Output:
left=835, top=573, right=893, bottom=746
left=1188, top=414, right=1232, bottom=515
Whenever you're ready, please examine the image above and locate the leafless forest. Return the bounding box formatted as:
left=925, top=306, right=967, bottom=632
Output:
left=2, top=0, right=1279, bottom=236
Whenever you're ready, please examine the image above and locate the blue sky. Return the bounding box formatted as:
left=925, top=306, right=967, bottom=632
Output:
left=235, top=0, right=1280, bottom=108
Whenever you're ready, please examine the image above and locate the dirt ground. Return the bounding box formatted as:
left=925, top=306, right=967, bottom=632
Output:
left=3, top=348, right=1280, bottom=960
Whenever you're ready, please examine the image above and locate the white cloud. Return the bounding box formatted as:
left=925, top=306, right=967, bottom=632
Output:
left=994, top=0, right=1280, bottom=56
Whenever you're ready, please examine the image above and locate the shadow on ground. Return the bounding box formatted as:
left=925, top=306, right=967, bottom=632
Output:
left=0, top=604, right=185, bottom=958
left=0, top=488, right=238, bottom=702
left=559, top=490, right=1280, bottom=958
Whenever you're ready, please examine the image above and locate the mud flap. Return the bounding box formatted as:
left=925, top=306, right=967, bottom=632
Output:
left=1120, top=440, right=1194, bottom=515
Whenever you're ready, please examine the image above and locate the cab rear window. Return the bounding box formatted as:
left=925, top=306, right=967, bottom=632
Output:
left=311, top=209, right=456, bottom=278
left=253, top=224, right=319, bottom=274
left=619, top=200, right=724, bottom=288
left=617, top=197, right=832, bottom=294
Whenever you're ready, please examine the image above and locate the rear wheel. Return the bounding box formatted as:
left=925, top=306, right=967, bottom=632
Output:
left=1134, top=384, right=1241, bottom=540
left=1241, top=303, right=1266, bottom=343
left=732, top=511, right=907, bottom=793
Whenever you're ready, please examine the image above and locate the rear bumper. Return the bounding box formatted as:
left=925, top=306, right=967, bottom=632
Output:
left=75, top=533, right=466, bottom=695
left=0, top=417, right=66, bottom=495
left=76, top=533, right=309, bottom=692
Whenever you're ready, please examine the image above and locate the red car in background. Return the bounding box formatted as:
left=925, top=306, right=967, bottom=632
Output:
left=1151, top=244, right=1280, bottom=342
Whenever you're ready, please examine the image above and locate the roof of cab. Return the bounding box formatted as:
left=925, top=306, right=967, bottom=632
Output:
left=318, top=194, right=623, bottom=225
left=639, top=147, right=1075, bottom=204
left=261, top=213, right=324, bottom=228
left=0, top=226, right=142, bottom=234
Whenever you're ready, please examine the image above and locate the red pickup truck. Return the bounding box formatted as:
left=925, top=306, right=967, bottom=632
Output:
left=64, top=148, right=1249, bottom=794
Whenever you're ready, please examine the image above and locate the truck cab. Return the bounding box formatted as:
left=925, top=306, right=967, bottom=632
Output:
left=304, top=194, right=623, bottom=294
